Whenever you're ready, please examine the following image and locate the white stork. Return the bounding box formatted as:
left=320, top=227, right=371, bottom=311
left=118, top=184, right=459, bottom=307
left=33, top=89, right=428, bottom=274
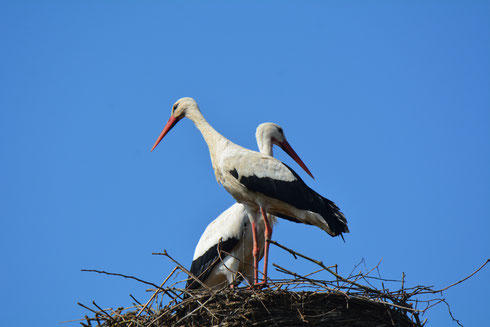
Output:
left=186, top=122, right=314, bottom=290
left=151, top=97, right=348, bottom=286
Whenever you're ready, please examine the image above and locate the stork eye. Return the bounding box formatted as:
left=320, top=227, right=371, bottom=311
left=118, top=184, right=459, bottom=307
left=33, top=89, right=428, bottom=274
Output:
left=173, top=104, right=179, bottom=111
left=278, top=127, right=283, bottom=134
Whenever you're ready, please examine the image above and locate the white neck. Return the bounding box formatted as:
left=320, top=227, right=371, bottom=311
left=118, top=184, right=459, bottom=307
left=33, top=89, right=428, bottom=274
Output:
left=185, top=107, right=229, bottom=166
left=257, top=138, right=273, bottom=156
left=256, top=134, right=277, bottom=226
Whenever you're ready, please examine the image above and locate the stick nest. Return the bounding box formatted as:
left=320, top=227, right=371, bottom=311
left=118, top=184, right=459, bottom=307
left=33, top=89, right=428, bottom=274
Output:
left=123, top=288, right=416, bottom=327
left=75, top=241, right=489, bottom=327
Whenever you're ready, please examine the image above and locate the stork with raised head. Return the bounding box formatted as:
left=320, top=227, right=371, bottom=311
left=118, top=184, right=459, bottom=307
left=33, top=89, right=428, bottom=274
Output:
left=151, top=97, right=348, bottom=287
left=186, top=122, right=313, bottom=290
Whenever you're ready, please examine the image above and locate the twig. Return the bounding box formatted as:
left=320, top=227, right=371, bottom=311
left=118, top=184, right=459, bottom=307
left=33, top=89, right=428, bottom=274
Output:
left=273, top=263, right=345, bottom=295
left=152, top=250, right=213, bottom=292
left=434, top=259, right=490, bottom=293
left=130, top=294, right=144, bottom=307
left=92, top=301, right=116, bottom=323
left=77, top=302, right=98, bottom=315
left=442, top=299, right=464, bottom=327
left=81, top=269, right=160, bottom=289
left=136, top=266, right=178, bottom=318
left=269, top=239, right=385, bottom=297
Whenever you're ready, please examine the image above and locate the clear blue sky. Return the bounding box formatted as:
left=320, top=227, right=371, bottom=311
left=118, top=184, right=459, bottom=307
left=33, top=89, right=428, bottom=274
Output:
left=1, top=1, right=489, bottom=326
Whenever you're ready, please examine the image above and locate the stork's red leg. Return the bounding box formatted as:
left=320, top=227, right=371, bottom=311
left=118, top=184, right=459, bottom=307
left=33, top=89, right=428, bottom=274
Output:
left=251, top=220, right=259, bottom=285
left=257, top=207, right=272, bottom=287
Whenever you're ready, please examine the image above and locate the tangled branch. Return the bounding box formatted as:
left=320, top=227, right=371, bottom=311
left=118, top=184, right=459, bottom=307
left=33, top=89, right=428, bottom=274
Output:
left=72, top=241, right=489, bottom=327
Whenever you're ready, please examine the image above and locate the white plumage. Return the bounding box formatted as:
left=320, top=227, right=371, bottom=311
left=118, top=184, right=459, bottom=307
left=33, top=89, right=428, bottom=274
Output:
left=186, top=123, right=307, bottom=290
left=151, top=97, right=348, bottom=287
left=187, top=204, right=261, bottom=289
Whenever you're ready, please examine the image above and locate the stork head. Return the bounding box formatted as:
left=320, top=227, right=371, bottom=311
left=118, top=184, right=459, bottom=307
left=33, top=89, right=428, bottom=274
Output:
left=151, top=97, right=199, bottom=152
left=171, top=97, right=199, bottom=119
left=256, top=122, right=314, bottom=179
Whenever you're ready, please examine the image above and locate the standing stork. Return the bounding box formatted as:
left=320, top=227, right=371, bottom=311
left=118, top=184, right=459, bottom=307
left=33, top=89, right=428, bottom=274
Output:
left=186, top=123, right=314, bottom=290
left=151, top=97, right=348, bottom=286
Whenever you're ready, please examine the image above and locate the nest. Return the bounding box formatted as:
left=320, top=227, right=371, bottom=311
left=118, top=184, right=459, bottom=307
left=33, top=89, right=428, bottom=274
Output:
left=74, top=241, right=489, bottom=327
left=119, top=289, right=417, bottom=327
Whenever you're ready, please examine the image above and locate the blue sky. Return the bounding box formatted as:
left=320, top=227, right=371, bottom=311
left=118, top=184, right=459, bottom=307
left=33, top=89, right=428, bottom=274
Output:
left=1, top=1, right=489, bottom=326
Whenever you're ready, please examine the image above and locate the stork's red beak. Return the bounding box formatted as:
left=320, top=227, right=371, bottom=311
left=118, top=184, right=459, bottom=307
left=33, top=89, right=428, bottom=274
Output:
left=151, top=116, right=180, bottom=152
left=278, top=140, right=314, bottom=179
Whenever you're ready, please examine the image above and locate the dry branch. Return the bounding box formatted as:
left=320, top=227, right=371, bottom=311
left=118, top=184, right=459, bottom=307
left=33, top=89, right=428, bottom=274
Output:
left=75, top=242, right=489, bottom=327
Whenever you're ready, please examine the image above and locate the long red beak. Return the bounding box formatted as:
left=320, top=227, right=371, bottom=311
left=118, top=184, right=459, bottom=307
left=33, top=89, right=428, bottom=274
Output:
left=278, top=139, right=314, bottom=179
left=151, top=116, right=180, bottom=152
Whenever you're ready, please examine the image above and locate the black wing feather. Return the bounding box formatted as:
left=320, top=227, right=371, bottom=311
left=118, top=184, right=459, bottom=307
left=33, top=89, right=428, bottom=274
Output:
left=186, top=237, right=240, bottom=289
left=233, top=163, right=348, bottom=236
